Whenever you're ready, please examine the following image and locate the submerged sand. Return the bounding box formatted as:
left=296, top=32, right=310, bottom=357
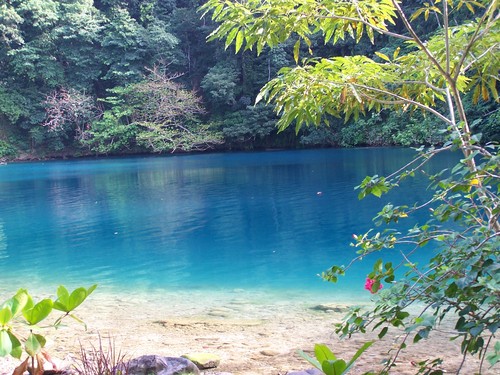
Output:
left=0, top=287, right=496, bottom=375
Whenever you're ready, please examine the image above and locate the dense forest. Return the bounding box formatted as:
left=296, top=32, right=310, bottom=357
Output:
left=0, top=0, right=498, bottom=160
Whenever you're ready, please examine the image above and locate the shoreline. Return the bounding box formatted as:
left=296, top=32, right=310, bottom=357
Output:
left=0, top=289, right=495, bottom=375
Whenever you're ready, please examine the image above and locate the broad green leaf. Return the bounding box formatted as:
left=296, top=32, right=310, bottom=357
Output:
left=334, top=359, right=348, bottom=374
left=54, top=285, right=70, bottom=310
left=235, top=30, right=244, bottom=53
left=11, top=291, right=29, bottom=317
left=69, top=288, right=87, bottom=311
left=322, top=359, right=347, bottom=375
left=7, top=332, right=21, bottom=359
left=22, top=293, right=34, bottom=314
left=87, top=284, right=97, bottom=296
left=371, top=186, right=382, bottom=197
left=25, top=333, right=42, bottom=357
left=314, top=343, right=336, bottom=363
left=0, top=307, right=12, bottom=325
left=23, top=299, right=53, bottom=325
left=2, top=290, right=29, bottom=318
left=321, top=360, right=335, bottom=375
left=54, top=284, right=96, bottom=312
left=224, top=27, right=238, bottom=50
left=0, top=330, right=12, bottom=357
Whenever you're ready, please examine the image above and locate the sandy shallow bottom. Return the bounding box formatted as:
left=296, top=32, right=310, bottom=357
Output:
left=0, top=287, right=496, bottom=375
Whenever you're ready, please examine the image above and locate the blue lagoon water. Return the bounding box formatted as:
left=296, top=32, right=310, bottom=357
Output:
left=0, top=148, right=457, bottom=303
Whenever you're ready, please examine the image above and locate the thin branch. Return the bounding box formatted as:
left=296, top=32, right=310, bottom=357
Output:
left=305, top=13, right=413, bottom=42
left=453, top=3, right=498, bottom=81
left=479, top=334, right=494, bottom=374
left=390, top=0, right=449, bottom=80
left=463, top=43, right=500, bottom=71
left=352, top=83, right=452, bottom=125
left=443, top=0, right=450, bottom=75
left=429, top=0, right=442, bottom=27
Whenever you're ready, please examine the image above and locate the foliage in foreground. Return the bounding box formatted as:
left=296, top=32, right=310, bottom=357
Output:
left=201, top=0, right=499, bottom=373
left=0, top=285, right=96, bottom=374
left=299, top=342, right=374, bottom=375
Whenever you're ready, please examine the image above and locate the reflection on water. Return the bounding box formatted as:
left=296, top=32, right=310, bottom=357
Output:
left=0, top=221, right=6, bottom=260
left=0, top=149, right=458, bottom=298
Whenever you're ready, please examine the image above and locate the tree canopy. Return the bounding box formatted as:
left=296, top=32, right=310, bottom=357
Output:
left=0, top=0, right=498, bottom=160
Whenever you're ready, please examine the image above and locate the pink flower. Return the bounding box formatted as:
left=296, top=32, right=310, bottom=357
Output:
left=365, top=277, right=383, bottom=294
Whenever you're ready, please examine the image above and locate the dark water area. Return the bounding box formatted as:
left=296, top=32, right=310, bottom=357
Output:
left=0, top=148, right=459, bottom=299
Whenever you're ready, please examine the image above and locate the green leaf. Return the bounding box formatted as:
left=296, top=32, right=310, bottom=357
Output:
left=297, top=349, right=322, bottom=370
left=25, top=333, right=43, bottom=357
left=371, top=186, right=382, bottom=197
left=322, top=359, right=347, bottom=375
left=0, top=307, right=12, bottom=325
left=393, top=47, right=400, bottom=59
left=315, top=343, right=336, bottom=363
left=235, top=30, right=244, bottom=53
left=23, top=299, right=53, bottom=325
left=69, top=288, right=88, bottom=311
left=321, top=360, right=335, bottom=375
left=54, top=284, right=96, bottom=312
left=378, top=327, right=388, bottom=339
left=7, top=332, right=22, bottom=359
left=224, top=27, right=238, bottom=49
left=0, top=330, right=12, bottom=357
left=375, top=51, right=390, bottom=62
left=1, top=290, right=29, bottom=318
left=54, top=285, right=70, bottom=311
left=293, top=40, right=300, bottom=64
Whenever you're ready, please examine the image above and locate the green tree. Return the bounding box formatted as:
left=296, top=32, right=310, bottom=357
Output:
left=217, top=103, right=279, bottom=149
left=0, top=1, right=24, bottom=46
left=201, top=0, right=499, bottom=373
left=201, top=62, right=240, bottom=111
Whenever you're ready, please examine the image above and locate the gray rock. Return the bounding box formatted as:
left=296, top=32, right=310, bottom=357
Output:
left=182, top=353, right=220, bottom=369
left=310, top=304, right=347, bottom=313
left=259, top=349, right=280, bottom=356
left=125, top=355, right=200, bottom=375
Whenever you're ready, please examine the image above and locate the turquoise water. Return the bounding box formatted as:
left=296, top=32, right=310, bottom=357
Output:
left=0, top=148, right=456, bottom=300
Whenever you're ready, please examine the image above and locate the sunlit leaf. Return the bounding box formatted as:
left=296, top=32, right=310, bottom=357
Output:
left=7, top=332, right=22, bottom=359
left=0, top=308, right=12, bottom=326
left=0, top=330, right=12, bottom=357
left=293, top=39, right=300, bottom=64
left=314, top=343, right=336, bottom=363
left=375, top=51, right=390, bottom=62
left=235, top=30, right=244, bottom=53
left=23, top=299, right=53, bottom=325
left=25, top=333, right=42, bottom=357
